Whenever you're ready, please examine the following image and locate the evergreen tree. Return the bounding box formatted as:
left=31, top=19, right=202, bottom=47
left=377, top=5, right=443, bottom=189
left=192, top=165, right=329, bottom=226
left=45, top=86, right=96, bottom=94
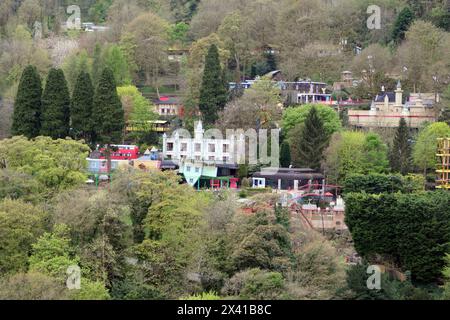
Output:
left=71, top=71, right=94, bottom=143
left=92, top=67, right=124, bottom=145
left=391, top=7, right=415, bottom=44
left=40, top=69, right=71, bottom=139
left=297, top=107, right=328, bottom=171
left=11, top=65, right=42, bottom=138
left=390, top=118, right=412, bottom=175
left=265, top=52, right=277, bottom=71
left=279, top=141, right=291, bottom=168
left=92, top=43, right=103, bottom=87
left=199, top=44, right=227, bottom=125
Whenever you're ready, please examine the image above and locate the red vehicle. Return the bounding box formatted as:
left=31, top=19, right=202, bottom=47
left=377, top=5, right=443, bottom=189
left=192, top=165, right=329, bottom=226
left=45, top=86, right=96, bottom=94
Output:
left=99, top=145, right=140, bottom=160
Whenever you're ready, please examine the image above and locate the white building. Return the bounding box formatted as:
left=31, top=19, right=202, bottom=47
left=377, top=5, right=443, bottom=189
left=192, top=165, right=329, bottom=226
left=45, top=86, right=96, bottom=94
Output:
left=163, top=121, right=245, bottom=165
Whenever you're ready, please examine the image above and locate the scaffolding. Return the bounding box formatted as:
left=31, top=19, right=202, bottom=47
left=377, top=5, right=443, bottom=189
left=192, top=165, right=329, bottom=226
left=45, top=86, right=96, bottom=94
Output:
left=436, top=138, right=450, bottom=190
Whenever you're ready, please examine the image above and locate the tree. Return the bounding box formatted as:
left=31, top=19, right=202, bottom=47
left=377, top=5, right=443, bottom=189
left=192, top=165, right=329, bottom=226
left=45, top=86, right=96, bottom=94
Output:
left=28, top=224, right=79, bottom=281
left=391, top=6, right=415, bottom=44
left=413, top=122, right=450, bottom=176
left=199, top=44, right=227, bottom=125
left=11, top=65, right=42, bottom=138
left=345, top=191, right=450, bottom=282
left=92, top=43, right=103, bottom=87
left=126, top=12, right=169, bottom=96
left=222, top=268, right=287, bottom=300
left=296, top=107, right=329, bottom=170
left=323, top=131, right=390, bottom=184
left=0, top=136, right=89, bottom=190
left=217, top=78, right=282, bottom=130
left=0, top=272, right=68, bottom=300
left=117, top=85, right=158, bottom=123
left=62, top=50, right=91, bottom=95
left=92, top=67, right=125, bottom=172
left=103, top=44, right=131, bottom=86
left=71, top=72, right=94, bottom=143
left=279, top=141, right=291, bottom=168
left=390, top=118, right=412, bottom=175
left=40, top=68, right=71, bottom=139
left=0, top=199, right=48, bottom=275
left=282, top=104, right=342, bottom=137
left=363, top=133, right=389, bottom=174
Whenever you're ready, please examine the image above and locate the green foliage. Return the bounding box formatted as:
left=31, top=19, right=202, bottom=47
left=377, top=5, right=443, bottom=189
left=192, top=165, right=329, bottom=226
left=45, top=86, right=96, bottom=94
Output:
left=390, top=118, right=412, bottom=175
left=391, top=6, right=415, bottom=44
left=40, top=69, right=71, bottom=139
left=0, top=169, right=41, bottom=203
left=169, top=22, right=190, bottom=44
left=11, top=65, right=42, bottom=138
left=0, top=136, right=89, bottom=190
left=324, top=131, right=390, bottom=184
left=92, top=68, right=125, bottom=144
left=343, top=173, right=424, bottom=194
left=117, top=85, right=158, bottom=122
left=282, top=104, right=342, bottom=137
left=413, top=122, right=450, bottom=175
left=182, top=291, right=221, bottom=300
left=222, top=268, right=287, bottom=300
left=62, top=50, right=92, bottom=95
left=71, top=72, right=95, bottom=143
left=199, top=44, right=227, bottom=125
left=69, top=279, right=110, bottom=300
left=295, top=107, right=329, bottom=170
left=0, top=272, right=68, bottom=300
left=103, top=45, right=132, bottom=86
left=0, top=199, right=47, bottom=275
left=230, top=221, right=292, bottom=273
left=345, top=191, right=450, bottom=282
left=28, top=224, right=79, bottom=281
left=279, top=141, right=291, bottom=168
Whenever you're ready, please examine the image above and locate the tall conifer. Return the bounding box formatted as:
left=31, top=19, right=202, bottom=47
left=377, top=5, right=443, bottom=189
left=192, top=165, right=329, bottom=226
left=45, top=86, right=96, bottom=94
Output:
left=11, top=65, right=42, bottom=138
left=297, top=107, right=328, bottom=171
left=199, top=44, right=227, bottom=125
left=71, top=71, right=94, bottom=143
left=40, top=69, right=71, bottom=139
left=390, top=118, right=412, bottom=175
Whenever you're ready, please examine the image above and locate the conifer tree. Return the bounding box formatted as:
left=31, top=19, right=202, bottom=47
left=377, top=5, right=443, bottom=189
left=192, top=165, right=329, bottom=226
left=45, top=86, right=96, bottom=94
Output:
left=40, top=69, right=71, bottom=139
left=391, top=6, right=415, bottom=44
left=71, top=71, right=94, bottom=143
left=92, top=68, right=125, bottom=172
left=390, top=118, right=412, bottom=175
left=92, top=43, right=103, bottom=87
left=297, top=107, right=328, bottom=171
left=11, top=65, right=42, bottom=138
left=280, top=141, right=292, bottom=168
left=199, top=44, right=227, bottom=125
left=92, top=68, right=124, bottom=144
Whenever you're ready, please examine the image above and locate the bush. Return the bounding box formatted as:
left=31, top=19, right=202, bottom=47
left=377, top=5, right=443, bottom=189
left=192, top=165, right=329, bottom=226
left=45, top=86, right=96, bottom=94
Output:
left=345, top=191, right=450, bottom=282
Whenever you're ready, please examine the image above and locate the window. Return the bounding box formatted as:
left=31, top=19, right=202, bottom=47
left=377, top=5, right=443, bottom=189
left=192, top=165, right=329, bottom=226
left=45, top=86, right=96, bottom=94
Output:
left=195, top=167, right=200, bottom=173
left=209, top=156, right=215, bottom=161
left=181, top=143, right=187, bottom=152
left=195, top=143, right=201, bottom=152
left=223, top=156, right=229, bottom=162
left=223, top=144, right=229, bottom=153
left=195, top=156, right=201, bottom=161
left=208, top=144, right=215, bottom=153
left=167, top=143, right=174, bottom=151
left=186, top=166, right=191, bottom=172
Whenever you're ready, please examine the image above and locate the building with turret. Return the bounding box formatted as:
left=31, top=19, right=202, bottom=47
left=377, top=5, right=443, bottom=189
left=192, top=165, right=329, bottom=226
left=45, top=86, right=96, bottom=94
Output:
left=348, top=81, right=438, bottom=128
